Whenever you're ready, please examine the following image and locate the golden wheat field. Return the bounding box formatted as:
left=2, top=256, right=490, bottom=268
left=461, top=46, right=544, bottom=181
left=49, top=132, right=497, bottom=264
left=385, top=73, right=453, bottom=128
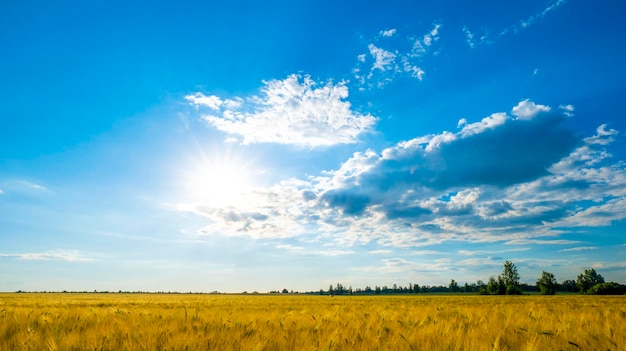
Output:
left=0, top=293, right=625, bottom=351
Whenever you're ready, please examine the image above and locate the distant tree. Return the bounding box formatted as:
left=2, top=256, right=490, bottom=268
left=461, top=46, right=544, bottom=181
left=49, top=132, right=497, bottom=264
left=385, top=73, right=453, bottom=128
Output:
left=576, top=269, right=605, bottom=294
left=536, top=271, right=558, bottom=295
left=502, top=261, right=520, bottom=288
left=335, top=283, right=345, bottom=295
left=375, top=286, right=381, bottom=294
left=476, top=280, right=486, bottom=290
left=329, top=285, right=334, bottom=296
left=560, top=279, right=578, bottom=292
left=486, top=276, right=498, bottom=294
left=449, top=279, right=460, bottom=293
left=506, top=284, right=522, bottom=295
left=282, top=288, right=289, bottom=294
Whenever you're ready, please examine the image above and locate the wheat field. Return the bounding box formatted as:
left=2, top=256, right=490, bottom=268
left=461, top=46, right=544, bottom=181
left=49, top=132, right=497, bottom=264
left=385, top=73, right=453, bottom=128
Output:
left=0, top=293, right=624, bottom=350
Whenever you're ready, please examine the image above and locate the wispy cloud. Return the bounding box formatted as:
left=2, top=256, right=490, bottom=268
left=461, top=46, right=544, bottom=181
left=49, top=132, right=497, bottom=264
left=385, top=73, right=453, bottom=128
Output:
left=276, top=244, right=355, bottom=256
left=513, top=0, right=567, bottom=34
left=458, top=248, right=531, bottom=256
left=0, top=179, right=51, bottom=195
left=462, top=26, right=491, bottom=48
left=558, top=246, right=599, bottom=252
left=369, top=249, right=392, bottom=255
left=463, top=0, right=567, bottom=48
left=0, top=250, right=94, bottom=262
left=186, top=74, right=377, bottom=147
left=354, top=24, right=441, bottom=88
left=590, top=261, right=626, bottom=271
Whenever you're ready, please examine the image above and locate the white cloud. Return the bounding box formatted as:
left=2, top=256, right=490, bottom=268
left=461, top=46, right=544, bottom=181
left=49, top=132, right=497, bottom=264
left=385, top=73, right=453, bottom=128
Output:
left=462, top=26, right=492, bottom=48
left=464, top=0, right=567, bottom=47
left=188, top=74, right=377, bottom=147
left=422, top=24, right=441, bottom=47
left=368, top=44, right=397, bottom=74
left=459, top=112, right=508, bottom=137
left=511, top=99, right=551, bottom=120
left=380, top=29, right=397, bottom=37
left=517, top=0, right=567, bottom=33
left=558, top=246, right=599, bottom=252
left=0, top=179, right=51, bottom=195
left=185, top=92, right=222, bottom=110
left=0, top=250, right=93, bottom=262
left=276, top=244, right=355, bottom=256
left=369, top=249, right=392, bottom=255
left=355, top=24, right=441, bottom=88
left=176, top=100, right=626, bottom=260
left=559, top=104, right=575, bottom=117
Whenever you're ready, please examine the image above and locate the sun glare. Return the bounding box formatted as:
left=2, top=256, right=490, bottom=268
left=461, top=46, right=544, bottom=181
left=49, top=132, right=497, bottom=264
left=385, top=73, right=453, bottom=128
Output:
left=182, top=154, right=254, bottom=206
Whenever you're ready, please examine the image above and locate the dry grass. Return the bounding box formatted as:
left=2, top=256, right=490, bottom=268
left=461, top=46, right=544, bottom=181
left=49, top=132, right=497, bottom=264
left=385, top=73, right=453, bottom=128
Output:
left=1, top=293, right=625, bottom=350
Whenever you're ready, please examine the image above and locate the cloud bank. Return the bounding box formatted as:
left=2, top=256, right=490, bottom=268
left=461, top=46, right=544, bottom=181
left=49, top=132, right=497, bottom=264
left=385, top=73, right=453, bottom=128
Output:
left=176, top=100, right=626, bottom=251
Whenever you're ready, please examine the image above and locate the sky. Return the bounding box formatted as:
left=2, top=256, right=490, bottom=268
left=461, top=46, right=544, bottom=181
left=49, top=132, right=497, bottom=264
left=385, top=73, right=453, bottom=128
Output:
left=1, top=0, right=626, bottom=292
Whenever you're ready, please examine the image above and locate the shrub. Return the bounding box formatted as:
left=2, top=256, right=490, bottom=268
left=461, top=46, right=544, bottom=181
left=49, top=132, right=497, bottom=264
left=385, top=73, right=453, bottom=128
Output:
left=586, top=282, right=623, bottom=295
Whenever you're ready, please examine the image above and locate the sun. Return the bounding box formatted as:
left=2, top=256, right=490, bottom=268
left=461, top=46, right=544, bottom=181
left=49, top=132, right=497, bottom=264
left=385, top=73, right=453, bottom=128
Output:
left=182, top=154, right=254, bottom=206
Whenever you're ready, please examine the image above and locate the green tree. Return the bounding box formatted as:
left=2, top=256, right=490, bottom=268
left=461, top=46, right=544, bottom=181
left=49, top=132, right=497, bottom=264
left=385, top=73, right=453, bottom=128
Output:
left=449, top=279, right=460, bottom=292
left=576, top=269, right=605, bottom=294
left=486, top=276, right=505, bottom=295
left=502, top=260, right=520, bottom=288
left=536, top=271, right=558, bottom=295
left=560, top=279, right=578, bottom=292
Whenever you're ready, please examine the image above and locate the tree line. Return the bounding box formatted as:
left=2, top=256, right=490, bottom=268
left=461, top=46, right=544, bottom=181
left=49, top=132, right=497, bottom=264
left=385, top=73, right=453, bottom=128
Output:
left=309, top=261, right=625, bottom=296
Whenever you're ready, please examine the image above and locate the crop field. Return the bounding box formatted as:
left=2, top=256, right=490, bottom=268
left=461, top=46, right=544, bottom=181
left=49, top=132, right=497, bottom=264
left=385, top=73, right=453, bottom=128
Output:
left=0, top=293, right=625, bottom=350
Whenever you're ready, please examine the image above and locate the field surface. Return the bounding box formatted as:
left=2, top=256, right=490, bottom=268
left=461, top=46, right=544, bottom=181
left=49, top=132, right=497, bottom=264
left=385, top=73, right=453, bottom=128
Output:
left=1, top=293, right=625, bottom=350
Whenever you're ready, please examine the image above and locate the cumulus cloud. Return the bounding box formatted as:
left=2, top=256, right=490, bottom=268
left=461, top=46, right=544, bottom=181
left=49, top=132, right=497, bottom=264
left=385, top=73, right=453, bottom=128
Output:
left=175, top=100, right=625, bottom=254
left=511, top=99, right=551, bottom=120
left=186, top=74, right=377, bottom=147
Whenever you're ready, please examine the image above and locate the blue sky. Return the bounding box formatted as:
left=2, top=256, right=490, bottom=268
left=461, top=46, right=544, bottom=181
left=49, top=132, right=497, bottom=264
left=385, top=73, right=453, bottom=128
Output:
left=1, top=0, right=626, bottom=292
